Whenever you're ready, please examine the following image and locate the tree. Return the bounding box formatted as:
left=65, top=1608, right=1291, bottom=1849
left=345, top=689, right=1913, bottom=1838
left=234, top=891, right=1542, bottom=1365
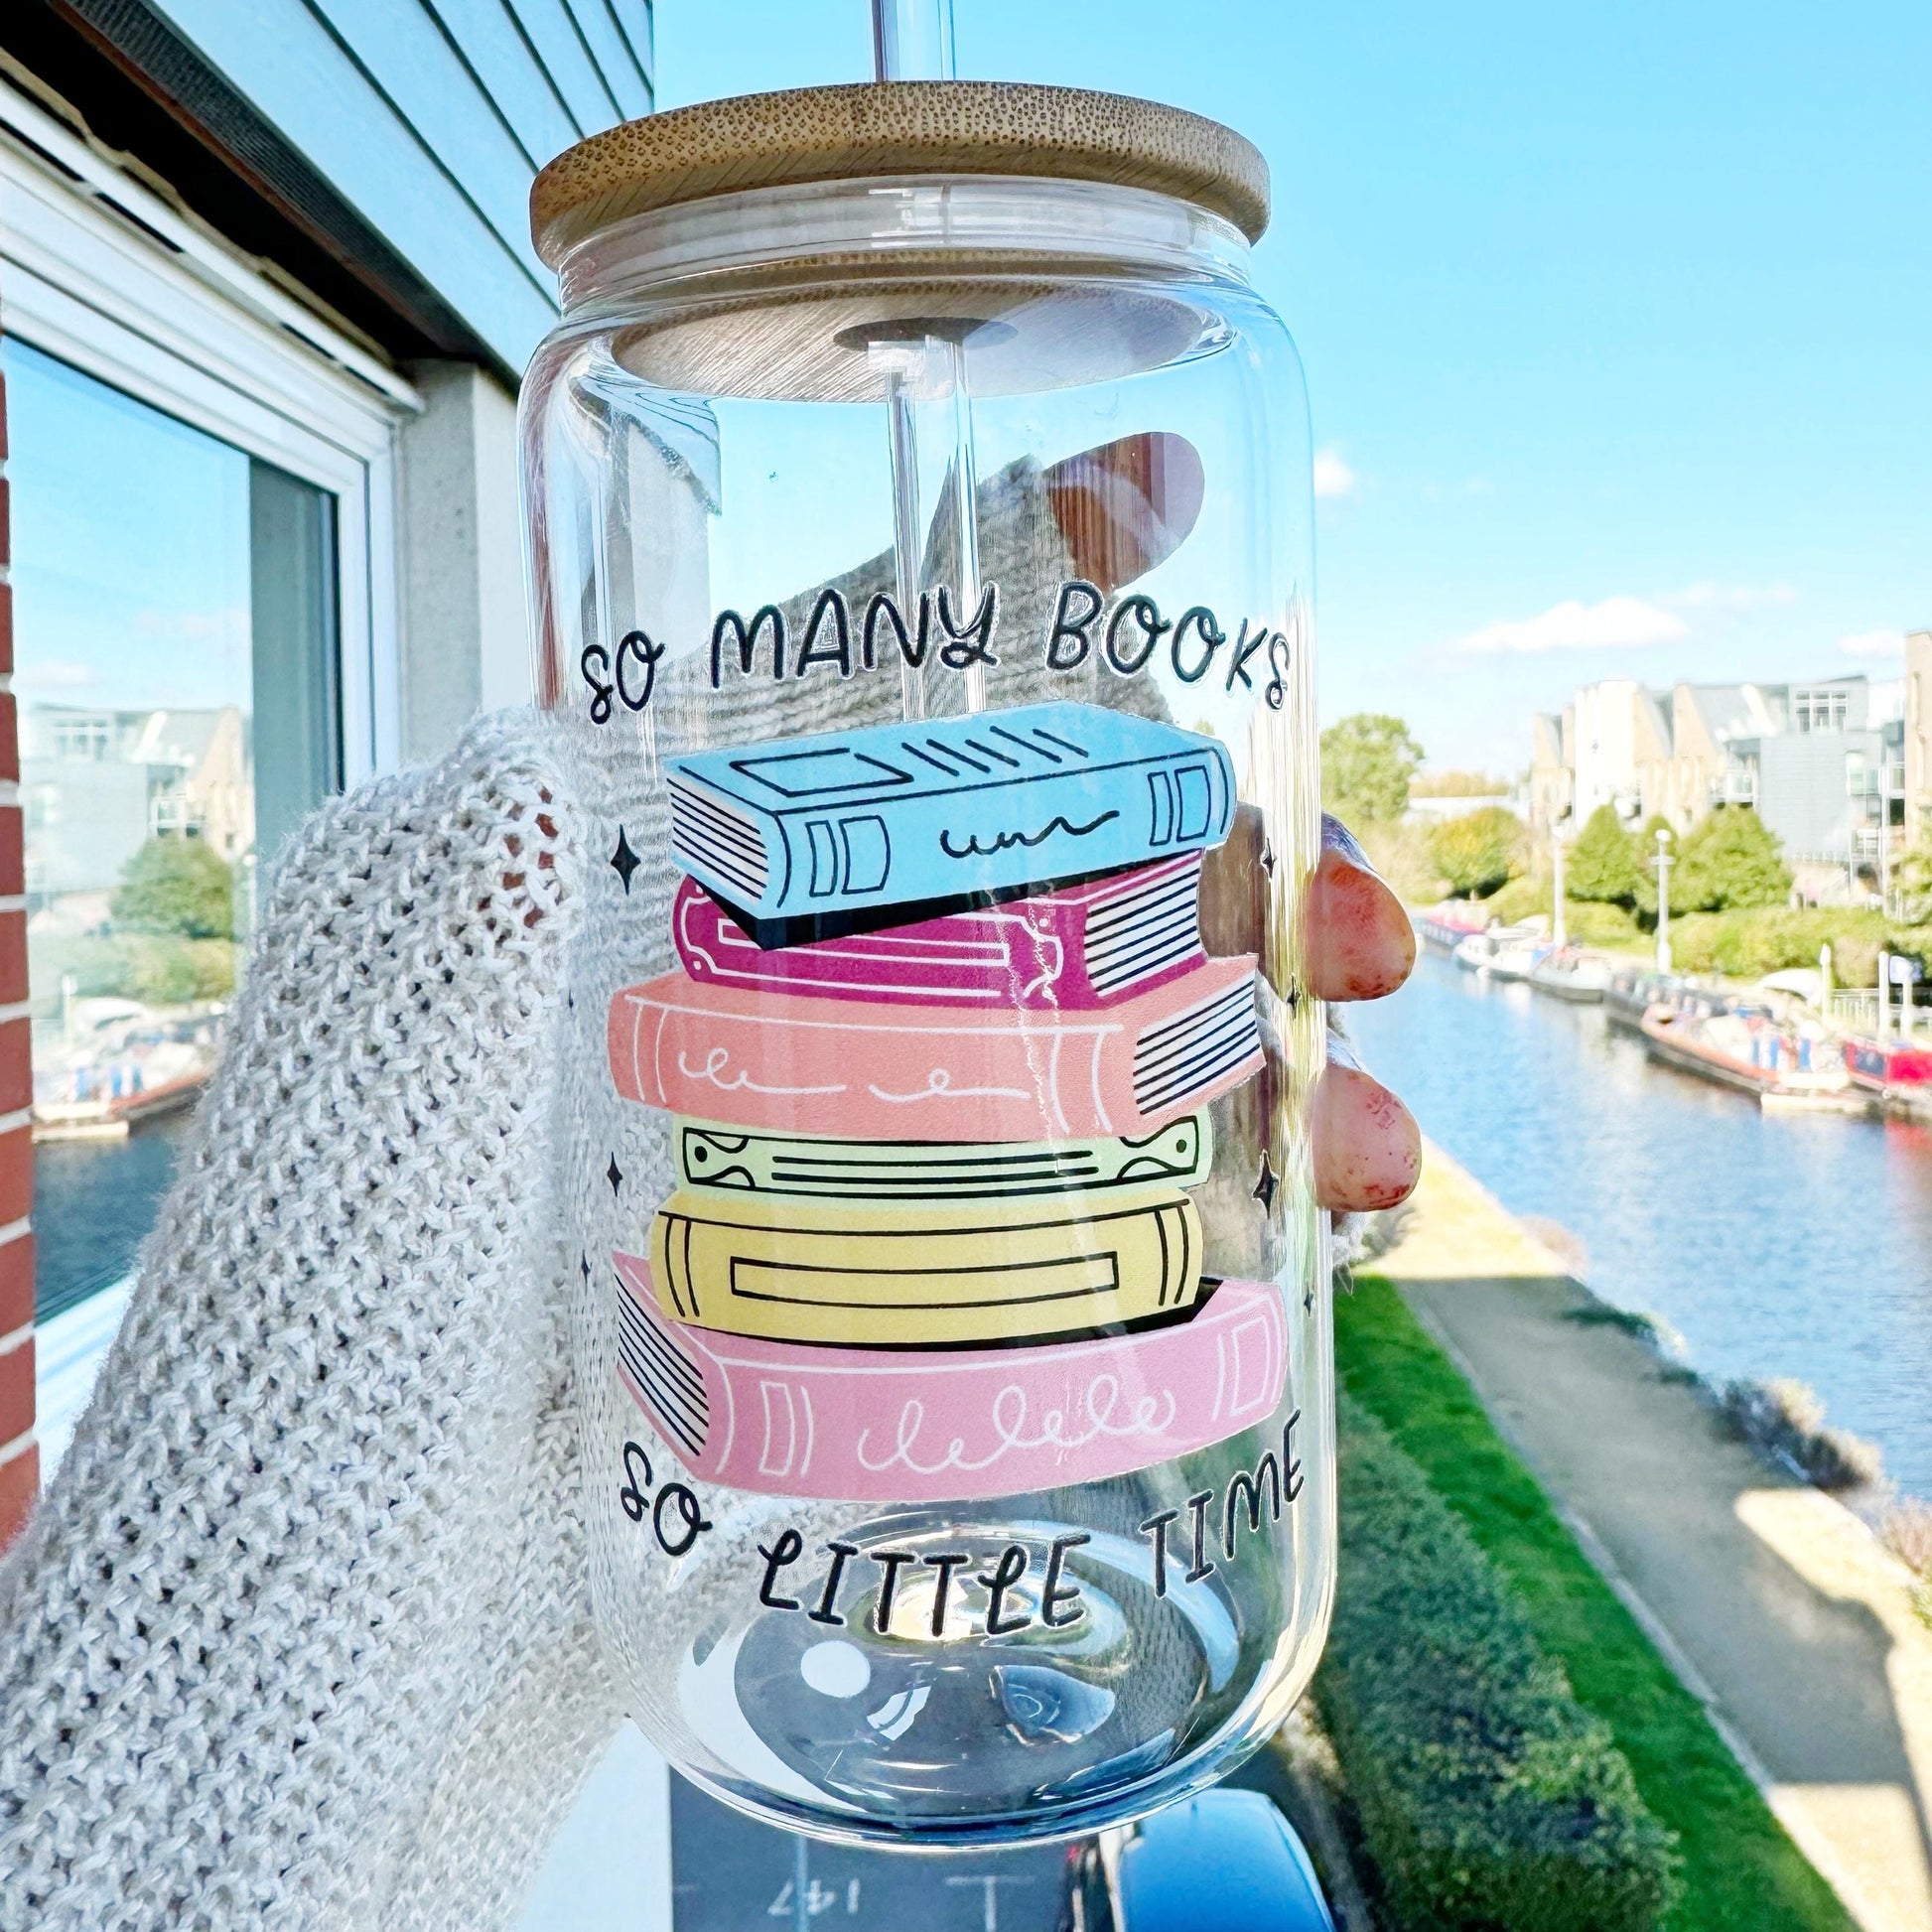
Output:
left=1566, top=804, right=1639, bottom=904
left=1410, top=768, right=1508, bottom=799
left=1321, top=714, right=1424, bottom=826
left=112, top=837, right=235, bottom=940
left=1429, top=806, right=1529, bottom=899
left=1671, top=806, right=1792, bottom=912
left=1897, top=838, right=1932, bottom=923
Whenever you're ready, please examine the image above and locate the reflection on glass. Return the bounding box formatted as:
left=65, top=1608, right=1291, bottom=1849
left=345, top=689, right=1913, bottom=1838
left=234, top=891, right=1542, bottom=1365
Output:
left=4, top=340, right=341, bottom=1319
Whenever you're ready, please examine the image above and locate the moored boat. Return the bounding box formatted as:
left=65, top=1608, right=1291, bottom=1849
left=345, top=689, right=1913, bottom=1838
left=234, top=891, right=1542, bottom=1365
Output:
left=1528, top=947, right=1613, bottom=1003
left=1637, top=1003, right=1864, bottom=1111
left=1845, top=1035, right=1932, bottom=1093
left=1482, top=935, right=1552, bottom=983
left=32, top=999, right=220, bottom=1142
left=1418, top=902, right=1490, bottom=953
left=1452, top=922, right=1547, bottom=979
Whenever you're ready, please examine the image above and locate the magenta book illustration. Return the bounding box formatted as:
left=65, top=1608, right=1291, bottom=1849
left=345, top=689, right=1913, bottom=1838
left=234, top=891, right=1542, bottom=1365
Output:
left=604, top=699, right=1276, bottom=1503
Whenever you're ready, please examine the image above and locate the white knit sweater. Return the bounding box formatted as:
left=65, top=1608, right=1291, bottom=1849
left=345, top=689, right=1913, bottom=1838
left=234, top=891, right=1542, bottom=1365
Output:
left=0, top=715, right=1354, bottom=1928
left=0, top=718, right=621, bottom=1931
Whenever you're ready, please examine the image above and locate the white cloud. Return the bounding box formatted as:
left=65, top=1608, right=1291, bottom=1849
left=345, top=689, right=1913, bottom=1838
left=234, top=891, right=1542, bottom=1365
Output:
left=1839, top=628, right=1905, bottom=660
left=16, top=661, right=97, bottom=689
left=1456, top=596, right=1689, bottom=656
left=1666, top=581, right=1798, bottom=612
left=1312, top=448, right=1356, bottom=499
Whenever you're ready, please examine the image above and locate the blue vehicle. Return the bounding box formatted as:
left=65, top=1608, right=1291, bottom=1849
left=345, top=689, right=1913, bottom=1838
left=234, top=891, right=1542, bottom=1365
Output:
left=1059, top=1790, right=1337, bottom=1932
left=650, top=1770, right=1337, bottom=1932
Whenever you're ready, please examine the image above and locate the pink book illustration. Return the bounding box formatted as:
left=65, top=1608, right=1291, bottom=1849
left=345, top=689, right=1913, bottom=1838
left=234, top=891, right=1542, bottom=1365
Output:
left=614, top=1253, right=1288, bottom=1501
left=607, top=951, right=1262, bottom=1142
left=671, top=854, right=1205, bottom=1011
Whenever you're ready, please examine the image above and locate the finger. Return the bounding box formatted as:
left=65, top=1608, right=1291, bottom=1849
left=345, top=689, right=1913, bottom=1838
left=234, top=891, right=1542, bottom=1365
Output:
left=1307, top=816, right=1416, bottom=1003
left=1044, top=431, right=1204, bottom=591
left=1312, top=1047, right=1422, bottom=1213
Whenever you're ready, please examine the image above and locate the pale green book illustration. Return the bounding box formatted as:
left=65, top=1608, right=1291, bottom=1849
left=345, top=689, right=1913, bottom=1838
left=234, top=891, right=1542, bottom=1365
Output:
left=675, top=1112, right=1211, bottom=1203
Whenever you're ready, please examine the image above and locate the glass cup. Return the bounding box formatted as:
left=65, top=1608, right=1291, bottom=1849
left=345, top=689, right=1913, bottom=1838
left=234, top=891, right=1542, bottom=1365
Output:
left=520, top=81, right=1331, bottom=1847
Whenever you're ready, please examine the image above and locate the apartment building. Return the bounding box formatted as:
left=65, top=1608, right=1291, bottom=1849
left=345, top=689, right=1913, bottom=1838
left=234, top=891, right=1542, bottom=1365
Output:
left=1528, top=708, right=1573, bottom=832
left=1531, top=670, right=1918, bottom=871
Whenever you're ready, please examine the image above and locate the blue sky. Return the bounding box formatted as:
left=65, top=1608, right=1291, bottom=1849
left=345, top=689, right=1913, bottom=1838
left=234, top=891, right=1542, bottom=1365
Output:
left=657, top=2, right=1931, bottom=774
left=3, top=340, right=253, bottom=717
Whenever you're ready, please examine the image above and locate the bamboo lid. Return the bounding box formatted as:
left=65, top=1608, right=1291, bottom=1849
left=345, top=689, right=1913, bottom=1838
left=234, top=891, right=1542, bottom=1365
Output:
left=530, top=81, right=1270, bottom=268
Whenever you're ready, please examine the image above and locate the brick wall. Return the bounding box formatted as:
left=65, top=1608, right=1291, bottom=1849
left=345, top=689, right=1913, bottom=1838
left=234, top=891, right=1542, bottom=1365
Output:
left=0, top=359, right=34, bottom=1550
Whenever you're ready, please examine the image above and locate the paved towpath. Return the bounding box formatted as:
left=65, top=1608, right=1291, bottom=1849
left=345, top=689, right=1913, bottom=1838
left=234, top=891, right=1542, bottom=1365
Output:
left=1372, top=1145, right=1932, bottom=1932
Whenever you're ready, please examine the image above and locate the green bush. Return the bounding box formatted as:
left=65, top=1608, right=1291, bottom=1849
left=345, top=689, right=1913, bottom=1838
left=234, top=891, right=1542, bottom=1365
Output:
left=119, top=936, right=236, bottom=1006
left=1567, top=901, right=1647, bottom=948
left=1483, top=871, right=1647, bottom=948
left=1899, top=842, right=1932, bottom=924
left=112, top=836, right=236, bottom=940
left=35, top=933, right=235, bottom=1008
left=1482, top=873, right=1544, bottom=924
left=1315, top=1393, right=1678, bottom=1932
left=1669, top=907, right=1873, bottom=983
left=1569, top=804, right=1640, bottom=905
left=1670, top=807, right=1791, bottom=912
left=1358, top=817, right=1448, bottom=906
left=1413, top=768, right=1510, bottom=799
left=1653, top=910, right=1931, bottom=987
left=1889, top=927, right=1932, bottom=988
left=1430, top=806, right=1529, bottom=899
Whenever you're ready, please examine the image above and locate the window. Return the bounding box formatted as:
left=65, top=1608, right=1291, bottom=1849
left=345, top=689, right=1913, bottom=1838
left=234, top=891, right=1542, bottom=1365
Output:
left=6, top=342, right=345, bottom=1320
left=1795, top=687, right=1851, bottom=735
left=2, top=79, right=413, bottom=1376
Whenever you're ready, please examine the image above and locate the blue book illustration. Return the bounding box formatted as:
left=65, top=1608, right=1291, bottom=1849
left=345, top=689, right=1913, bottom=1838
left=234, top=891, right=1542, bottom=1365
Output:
left=666, top=700, right=1235, bottom=922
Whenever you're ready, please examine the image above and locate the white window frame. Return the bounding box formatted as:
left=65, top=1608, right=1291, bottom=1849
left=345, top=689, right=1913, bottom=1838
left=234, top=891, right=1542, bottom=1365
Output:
left=0, top=76, right=420, bottom=781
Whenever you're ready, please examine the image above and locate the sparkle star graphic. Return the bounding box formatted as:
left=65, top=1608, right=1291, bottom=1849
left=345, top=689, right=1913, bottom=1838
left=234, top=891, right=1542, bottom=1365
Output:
left=580, top=1253, right=592, bottom=1285
left=1252, top=1152, right=1279, bottom=1212
left=607, top=1155, right=624, bottom=1196
left=1304, top=1283, right=1316, bottom=1314
left=610, top=827, right=640, bottom=892
left=1260, top=840, right=1276, bottom=878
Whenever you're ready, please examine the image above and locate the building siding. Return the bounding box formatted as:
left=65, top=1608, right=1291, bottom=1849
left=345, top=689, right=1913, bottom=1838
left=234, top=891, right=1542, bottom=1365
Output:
left=121, top=0, right=652, bottom=372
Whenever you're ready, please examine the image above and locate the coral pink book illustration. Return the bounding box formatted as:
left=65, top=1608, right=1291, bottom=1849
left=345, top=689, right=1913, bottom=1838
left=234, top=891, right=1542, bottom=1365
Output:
left=606, top=699, right=1281, bottom=1503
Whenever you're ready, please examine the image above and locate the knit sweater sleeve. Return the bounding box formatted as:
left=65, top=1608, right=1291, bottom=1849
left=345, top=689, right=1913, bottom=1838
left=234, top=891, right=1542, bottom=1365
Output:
left=0, top=719, right=622, bottom=1932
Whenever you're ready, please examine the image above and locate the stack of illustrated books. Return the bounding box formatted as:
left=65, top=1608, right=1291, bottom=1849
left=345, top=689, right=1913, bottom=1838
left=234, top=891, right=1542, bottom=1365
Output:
left=605, top=700, right=1286, bottom=1503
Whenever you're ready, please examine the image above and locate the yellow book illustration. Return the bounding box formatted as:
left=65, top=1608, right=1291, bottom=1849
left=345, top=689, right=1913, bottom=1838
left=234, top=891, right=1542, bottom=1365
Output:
left=648, top=1187, right=1202, bottom=1347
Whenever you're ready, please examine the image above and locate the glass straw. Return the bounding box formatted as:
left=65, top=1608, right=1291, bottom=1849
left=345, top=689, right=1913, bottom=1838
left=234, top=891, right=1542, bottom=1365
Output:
left=871, top=0, right=984, bottom=714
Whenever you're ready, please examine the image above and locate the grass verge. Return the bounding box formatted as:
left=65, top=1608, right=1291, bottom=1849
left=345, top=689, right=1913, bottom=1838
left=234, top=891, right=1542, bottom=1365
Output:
left=1336, top=1273, right=1858, bottom=1932
left=1318, top=1392, right=1678, bottom=1929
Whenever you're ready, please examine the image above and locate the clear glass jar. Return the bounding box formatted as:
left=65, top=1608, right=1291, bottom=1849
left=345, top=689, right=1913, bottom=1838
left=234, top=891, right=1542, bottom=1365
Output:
left=520, top=84, right=1329, bottom=1848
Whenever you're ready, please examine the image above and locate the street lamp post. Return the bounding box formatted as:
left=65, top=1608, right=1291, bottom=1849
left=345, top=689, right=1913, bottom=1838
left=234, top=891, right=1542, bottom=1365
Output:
left=1552, top=825, right=1568, bottom=948
left=1877, top=749, right=1896, bottom=914
left=1653, top=827, right=1675, bottom=974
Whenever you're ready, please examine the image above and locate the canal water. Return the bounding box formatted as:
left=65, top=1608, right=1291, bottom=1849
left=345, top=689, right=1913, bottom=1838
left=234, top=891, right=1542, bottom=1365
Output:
left=1350, top=948, right=1932, bottom=1497
left=35, top=950, right=1932, bottom=1501
left=33, top=1111, right=193, bottom=1323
